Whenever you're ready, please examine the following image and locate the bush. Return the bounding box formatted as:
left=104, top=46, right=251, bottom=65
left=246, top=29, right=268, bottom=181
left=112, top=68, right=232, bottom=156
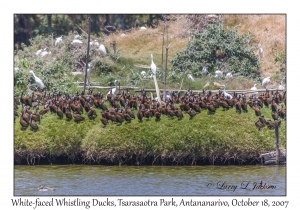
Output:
left=171, top=19, right=261, bottom=79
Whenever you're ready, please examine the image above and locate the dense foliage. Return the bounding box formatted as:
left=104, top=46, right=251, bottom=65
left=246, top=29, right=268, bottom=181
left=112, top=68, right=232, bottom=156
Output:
left=171, top=21, right=261, bottom=79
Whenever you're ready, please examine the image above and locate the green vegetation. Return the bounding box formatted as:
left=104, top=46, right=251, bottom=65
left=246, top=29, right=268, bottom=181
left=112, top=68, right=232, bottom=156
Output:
left=14, top=15, right=286, bottom=165
left=14, top=102, right=286, bottom=165
left=171, top=21, right=261, bottom=79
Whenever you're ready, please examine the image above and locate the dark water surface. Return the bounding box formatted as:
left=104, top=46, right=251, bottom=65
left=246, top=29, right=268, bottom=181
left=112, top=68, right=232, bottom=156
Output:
left=14, top=165, right=286, bottom=196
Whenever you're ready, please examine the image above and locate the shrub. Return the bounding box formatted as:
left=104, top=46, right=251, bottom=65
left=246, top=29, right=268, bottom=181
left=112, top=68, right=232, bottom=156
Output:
left=171, top=19, right=261, bottom=79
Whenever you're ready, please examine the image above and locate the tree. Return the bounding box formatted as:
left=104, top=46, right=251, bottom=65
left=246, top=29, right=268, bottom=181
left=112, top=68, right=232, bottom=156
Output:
left=171, top=19, right=261, bottom=79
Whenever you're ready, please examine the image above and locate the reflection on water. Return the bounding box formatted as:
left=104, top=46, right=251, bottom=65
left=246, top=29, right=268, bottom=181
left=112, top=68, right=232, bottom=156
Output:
left=14, top=165, right=286, bottom=196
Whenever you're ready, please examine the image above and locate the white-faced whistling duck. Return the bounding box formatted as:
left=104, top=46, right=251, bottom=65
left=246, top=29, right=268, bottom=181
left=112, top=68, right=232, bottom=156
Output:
left=192, top=102, right=201, bottom=113
left=265, top=119, right=274, bottom=130
left=39, top=103, right=50, bottom=118
left=255, top=120, right=265, bottom=131
left=31, top=107, right=41, bottom=124
left=271, top=98, right=277, bottom=112
left=87, top=107, right=97, bottom=120
left=137, top=105, right=144, bottom=123
left=122, top=110, right=131, bottom=124
left=277, top=118, right=282, bottom=127
left=65, top=106, right=72, bottom=121
left=187, top=108, right=196, bottom=120
left=174, top=109, right=183, bottom=120
left=99, top=101, right=108, bottom=111
left=241, top=97, right=248, bottom=112
left=155, top=109, right=161, bottom=122
left=277, top=105, right=286, bottom=120
left=252, top=103, right=261, bottom=117
left=235, top=100, right=242, bottom=114
left=144, top=109, right=151, bottom=120
left=258, top=115, right=266, bottom=125
left=29, top=114, right=38, bottom=132
left=100, top=115, right=109, bottom=127
left=269, top=109, right=278, bottom=120
left=20, top=110, right=29, bottom=130
left=20, top=90, right=26, bottom=105
left=56, top=104, right=64, bottom=120
left=115, top=110, right=124, bottom=126
left=73, top=111, right=85, bottom=124
left=206, top=103, right=216, bottom=115
left=220, top=100, right=230, bottom=111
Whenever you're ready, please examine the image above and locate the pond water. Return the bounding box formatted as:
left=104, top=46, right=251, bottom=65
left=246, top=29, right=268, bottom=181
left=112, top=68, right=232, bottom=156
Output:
left=14, top=165, right=286, bottom=196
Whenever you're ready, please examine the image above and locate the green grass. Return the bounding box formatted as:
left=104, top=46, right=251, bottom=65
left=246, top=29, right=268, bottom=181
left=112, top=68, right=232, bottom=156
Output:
left=14, top=101, right=286, bottom=165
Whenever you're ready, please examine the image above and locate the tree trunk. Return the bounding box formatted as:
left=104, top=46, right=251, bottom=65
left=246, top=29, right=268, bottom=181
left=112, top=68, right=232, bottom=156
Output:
left=47, top=14, right=52, bottom=33
left=116, top=14, right=125, bottom=30
left=149, top=14, right=153, bottom=27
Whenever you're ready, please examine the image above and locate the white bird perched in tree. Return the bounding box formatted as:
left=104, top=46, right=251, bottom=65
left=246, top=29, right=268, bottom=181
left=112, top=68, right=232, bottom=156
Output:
left=262, top=76, right=271, bottom=89
left=221, top=85, right=232, bottom=99
left=225, top=72, right=233, bottom=79
left=278, top=81, right=285, bottom=90
left=99, top=44, right=107, bottom=56
left=258, top=44, right=264, bottom=59
left=140, top=26, right=147, bottom=30
left=202, top=66, right=208, bottom=76
left=29, top=70, right=45, bottom=90
left=40, top=48, right=51, bottom=57
left=214, top=70, right=223, bottom=79
left=35, top=48, right=43, bottom=56
left=55, top=35, right=64, bottom=46
left=71, top=39, right=83, bottom=46
left=74, top=34, right=82, bottom=39
left=249, top=84, right=258, bottom=97
left=90, top=40, right=100, bottom=47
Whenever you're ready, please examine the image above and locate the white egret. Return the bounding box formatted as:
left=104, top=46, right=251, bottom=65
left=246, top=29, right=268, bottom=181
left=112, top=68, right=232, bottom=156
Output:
left=213, top=81, right=223, bottom=89
left=140, top=71, right=147, bottom=79
left=71, top=39, right=83, bottom=46
left=140, top=26, right=147, bottom=30
left=90, top=40, right=100, bottom=47
left=120, top=33, right=126, bottom=37
left=202, top=66, right=208, bottom=76
left=111, top=80, right=118, bottom=96
left=249, top=84, right=258, bottom=97
left=74, top=34, right=82, bottom=39
left=55, top=35, right=64, bottom=46
left=84, top=63, right=92, bottom=85
left=203, top=82, right=210, bottom=90
left=258, top=44, right=264, bottom=59
left=278, top=81, right=285, bottom=90
left=262, top=76, right=271, bottom=89
left=225, top=72, right=233, bottom=79
left=40, top=48, right=51, bottom=57
left=29, top=70, right=45, bottom=90
left=150, top=54, right=161, bottom=103
left=35, top=49, right=43, bottom=56
left=150, top=54, right=156, bottom=75
left=99, top=44, right=107, bottom=56
left=214, top=70, right=223, bottom=79
left=221, top=85, right=232, bottom=99
left=187, top=74, right=195, bottom=81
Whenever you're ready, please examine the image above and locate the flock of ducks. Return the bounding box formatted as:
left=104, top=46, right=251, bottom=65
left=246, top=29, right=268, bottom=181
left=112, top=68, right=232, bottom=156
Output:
left=15, top=85, right=286, bottom=132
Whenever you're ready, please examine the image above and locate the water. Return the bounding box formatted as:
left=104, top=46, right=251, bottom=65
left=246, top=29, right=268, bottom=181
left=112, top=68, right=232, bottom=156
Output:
left=14, top=165, right=286, bottom=196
